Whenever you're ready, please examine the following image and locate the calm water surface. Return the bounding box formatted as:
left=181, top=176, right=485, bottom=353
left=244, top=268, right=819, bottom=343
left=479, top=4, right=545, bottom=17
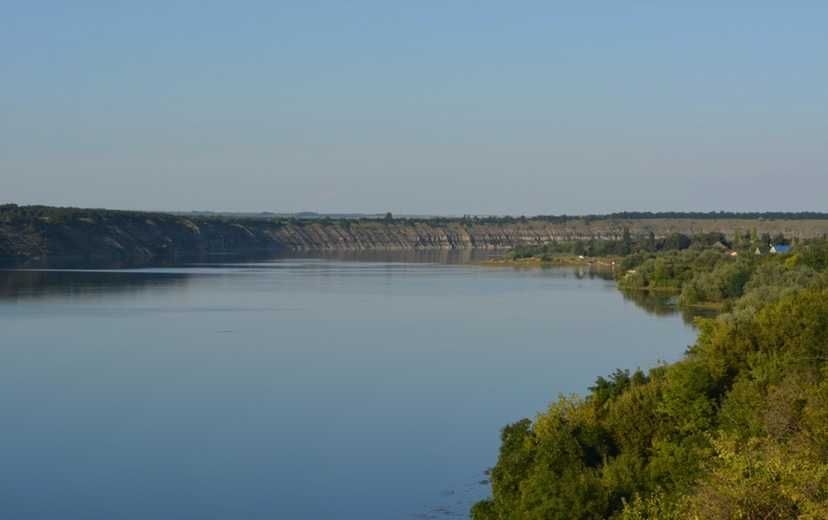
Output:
left=0, top=254, right=696, bottom=519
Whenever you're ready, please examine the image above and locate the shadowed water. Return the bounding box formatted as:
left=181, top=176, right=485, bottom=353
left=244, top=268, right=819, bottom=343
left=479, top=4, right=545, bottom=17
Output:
left=0, top=254, right=696, bottom=519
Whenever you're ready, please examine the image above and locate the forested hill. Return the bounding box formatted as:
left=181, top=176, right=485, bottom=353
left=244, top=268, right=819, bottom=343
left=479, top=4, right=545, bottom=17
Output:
left=3, top=204, right=828, bottom=266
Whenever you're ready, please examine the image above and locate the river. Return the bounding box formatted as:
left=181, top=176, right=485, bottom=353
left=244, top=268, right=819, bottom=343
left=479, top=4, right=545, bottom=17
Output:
left=0, top=253, right=697, bottom=519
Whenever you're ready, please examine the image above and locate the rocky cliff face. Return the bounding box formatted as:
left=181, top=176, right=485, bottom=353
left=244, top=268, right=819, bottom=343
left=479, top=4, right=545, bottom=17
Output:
left=264, top=218, right=828, bottom=251
left=2, top=206, right=828, bottom=266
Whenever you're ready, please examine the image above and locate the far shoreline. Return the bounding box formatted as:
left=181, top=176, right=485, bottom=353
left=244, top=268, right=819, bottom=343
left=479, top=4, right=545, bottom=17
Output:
left=479, top=254, right=621, bottom=269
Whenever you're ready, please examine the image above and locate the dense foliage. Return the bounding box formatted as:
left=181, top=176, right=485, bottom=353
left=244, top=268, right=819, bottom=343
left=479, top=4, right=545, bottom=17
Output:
left=473, top=240, right=828, bottom=519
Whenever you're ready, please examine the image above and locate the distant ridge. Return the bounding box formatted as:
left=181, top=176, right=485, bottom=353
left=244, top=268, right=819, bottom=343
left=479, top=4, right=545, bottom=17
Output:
left=3, top=204, right=828, bottom=267
left=8, top=204, right=822, bottom=222
left=4, top=204, right=828, bottom=222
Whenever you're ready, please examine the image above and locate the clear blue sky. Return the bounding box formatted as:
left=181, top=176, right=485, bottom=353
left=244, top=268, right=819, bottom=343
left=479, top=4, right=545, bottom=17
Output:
left=2, top=2, right=826, bottom=215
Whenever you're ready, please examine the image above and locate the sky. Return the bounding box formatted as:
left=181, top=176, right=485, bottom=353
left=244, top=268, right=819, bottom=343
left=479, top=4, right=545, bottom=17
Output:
left=1, top=2, right=827, bottom=215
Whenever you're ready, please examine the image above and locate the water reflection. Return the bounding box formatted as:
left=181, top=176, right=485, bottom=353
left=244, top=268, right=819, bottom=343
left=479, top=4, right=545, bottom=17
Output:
left=0, top=250, right=280, bottom=270
left=277, top=248, right=499, bottom=264
left=1, top=257, right=716, bottom=327
left=570, top=265, right=615, bottom=281
left=619, top=288, right=716, bottom=325
left=0, top=269, right=192, bottom=302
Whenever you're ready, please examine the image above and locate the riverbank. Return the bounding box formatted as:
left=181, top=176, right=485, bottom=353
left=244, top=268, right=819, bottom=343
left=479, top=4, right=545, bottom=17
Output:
left=482, top=255, right=725, bottom=314
left=480, top=255, right=621, bottom=268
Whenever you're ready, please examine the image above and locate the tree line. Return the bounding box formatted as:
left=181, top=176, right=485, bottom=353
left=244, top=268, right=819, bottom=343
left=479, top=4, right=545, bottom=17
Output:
left=5, top=204, right=828, bottom=227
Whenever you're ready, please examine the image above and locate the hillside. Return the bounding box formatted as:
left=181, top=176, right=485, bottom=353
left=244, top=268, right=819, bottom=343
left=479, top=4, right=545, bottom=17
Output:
left=3, top=204, right=828, bottom=266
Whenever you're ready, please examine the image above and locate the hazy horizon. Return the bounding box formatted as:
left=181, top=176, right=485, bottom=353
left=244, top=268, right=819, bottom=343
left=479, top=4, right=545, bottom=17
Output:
left=3, top=4, right=827, bottom=214
left=7, top=203, right=828, bottom=219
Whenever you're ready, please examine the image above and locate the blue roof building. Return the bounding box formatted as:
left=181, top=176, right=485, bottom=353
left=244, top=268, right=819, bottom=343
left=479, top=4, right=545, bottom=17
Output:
left=770, top=244, right=791, bottom=254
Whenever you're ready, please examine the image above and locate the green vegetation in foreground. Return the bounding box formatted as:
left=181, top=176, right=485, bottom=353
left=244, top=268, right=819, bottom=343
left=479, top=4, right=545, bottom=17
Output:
left=473, top=236, right=828, bottom=519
